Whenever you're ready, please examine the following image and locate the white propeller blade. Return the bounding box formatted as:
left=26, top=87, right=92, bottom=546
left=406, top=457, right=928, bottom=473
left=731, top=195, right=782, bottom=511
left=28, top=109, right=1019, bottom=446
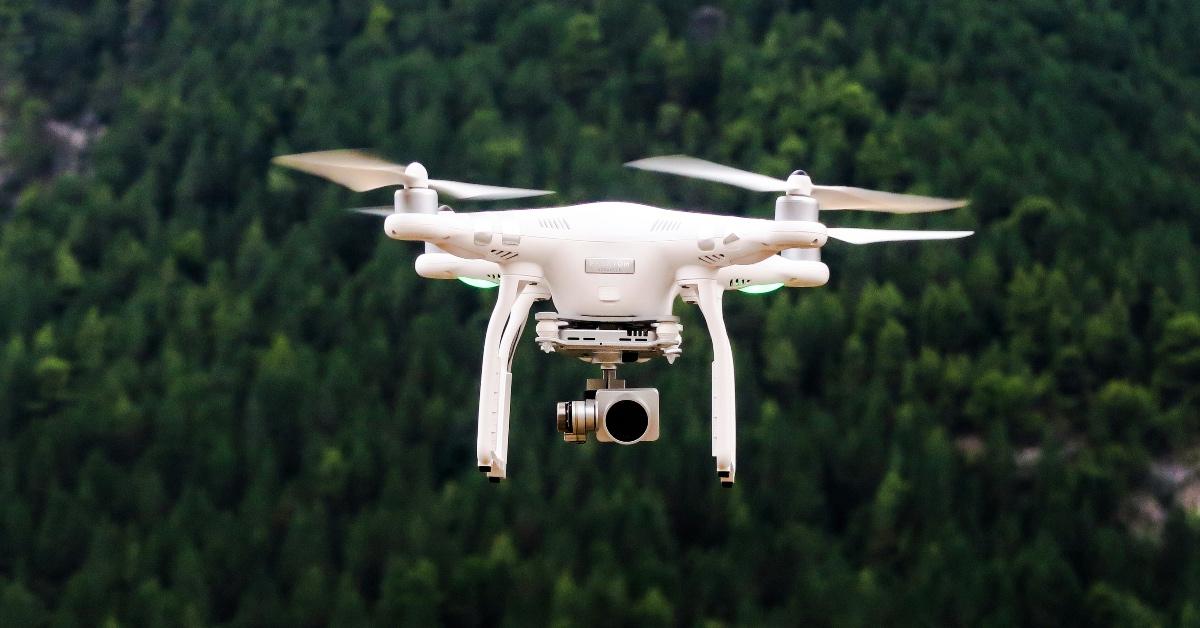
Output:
left=428, top=179, right=552, bottom=201
left=826, top=227, right=974, bottom=244
left=273, top=150, right=553, bottom=200
left=814, top=187, right=967, bottom=212
left=626, top=155, right=787, bottom=192
left=626, top=155, right=967, bottom=213
left=348, top=206, right=394, bottom=216
left=274, top=150, right=413, bottom=192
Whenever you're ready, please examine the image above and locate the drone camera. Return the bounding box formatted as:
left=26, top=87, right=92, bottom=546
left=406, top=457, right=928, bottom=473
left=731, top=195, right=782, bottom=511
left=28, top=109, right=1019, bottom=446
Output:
left=597, top=389, right=659, bottom=443
left=556, top=389, right=659, bottom=444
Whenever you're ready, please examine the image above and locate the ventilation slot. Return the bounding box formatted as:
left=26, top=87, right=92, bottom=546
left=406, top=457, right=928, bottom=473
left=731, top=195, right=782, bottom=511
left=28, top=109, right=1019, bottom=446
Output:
left=538, top=217, right=571, bottom=230
left=698, top=253, right=727, bottom=264
left=626, top=329, right=651, bottom=342
left=490, top=249, right=519, bottom=260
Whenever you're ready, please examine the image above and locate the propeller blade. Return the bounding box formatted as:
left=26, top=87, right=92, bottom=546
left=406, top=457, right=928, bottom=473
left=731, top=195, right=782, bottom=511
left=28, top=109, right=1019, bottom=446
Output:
left=348, top=206, right=394, bottom=216
left=275, top=150, right=555, bottom=200
left=827, top=228, right=974, bottom=244
left=429, top=179, right=554, bottom=201
left=273, top=150, right=413, bottom=192
left=626, top=154, right=968, bottom=213
left=625, top=155, right=787, bottom=192
left=813, top=186, right=968, bottom=213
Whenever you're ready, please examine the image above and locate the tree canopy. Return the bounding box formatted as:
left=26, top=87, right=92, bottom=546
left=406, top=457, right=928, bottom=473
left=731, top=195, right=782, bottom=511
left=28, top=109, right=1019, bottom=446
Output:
left=2, top=0, right=1200, bottom=625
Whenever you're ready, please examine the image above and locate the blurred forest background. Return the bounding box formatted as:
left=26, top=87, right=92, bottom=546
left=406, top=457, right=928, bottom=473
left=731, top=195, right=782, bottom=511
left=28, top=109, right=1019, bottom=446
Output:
left=3, top=0, right=1200, bottom=626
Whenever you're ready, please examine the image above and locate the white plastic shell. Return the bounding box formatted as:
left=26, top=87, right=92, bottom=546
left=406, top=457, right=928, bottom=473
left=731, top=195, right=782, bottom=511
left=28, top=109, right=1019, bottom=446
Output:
left=718, top=255, right=830, bottom=291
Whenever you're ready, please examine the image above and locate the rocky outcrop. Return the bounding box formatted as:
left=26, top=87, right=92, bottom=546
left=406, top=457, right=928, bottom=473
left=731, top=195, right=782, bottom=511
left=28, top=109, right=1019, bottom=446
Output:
left=45, top=111, right=104, bottom=176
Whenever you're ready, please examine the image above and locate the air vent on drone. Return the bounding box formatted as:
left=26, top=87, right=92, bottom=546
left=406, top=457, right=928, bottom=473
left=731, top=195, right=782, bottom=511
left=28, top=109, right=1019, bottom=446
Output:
left=699, top=253, right=727, bottom=264
left=539, top=217, right=571, bottom=230
left=490, top=249, right=519, bottom=261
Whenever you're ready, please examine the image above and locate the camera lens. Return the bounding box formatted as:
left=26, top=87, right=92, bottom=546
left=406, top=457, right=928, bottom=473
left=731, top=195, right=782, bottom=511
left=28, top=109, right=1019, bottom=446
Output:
left=605, top=399, right=649, bottom=443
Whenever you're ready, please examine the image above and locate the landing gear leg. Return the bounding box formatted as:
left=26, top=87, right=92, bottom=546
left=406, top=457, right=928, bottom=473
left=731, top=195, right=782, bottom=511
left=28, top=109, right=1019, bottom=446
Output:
left=694, top=278, right=736, bottom=486
left=476, top=277, right=543, bottom=481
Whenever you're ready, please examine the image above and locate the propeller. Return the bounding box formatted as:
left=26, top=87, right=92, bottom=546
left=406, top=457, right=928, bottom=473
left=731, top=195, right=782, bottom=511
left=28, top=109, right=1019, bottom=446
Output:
left=625, top=155, right=967, bottom=213
left=348, top=206, right=395, bottom=217
left=826, top=227, right=973, bottom=244
left=273, top=150, right=553, bottom=200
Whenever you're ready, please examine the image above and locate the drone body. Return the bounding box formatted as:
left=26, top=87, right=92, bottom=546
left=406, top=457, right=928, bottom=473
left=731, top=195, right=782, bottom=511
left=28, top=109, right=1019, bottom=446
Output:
left=392, top=202, right=830, bottom=318
left=274, top=150, right=972, bottom=486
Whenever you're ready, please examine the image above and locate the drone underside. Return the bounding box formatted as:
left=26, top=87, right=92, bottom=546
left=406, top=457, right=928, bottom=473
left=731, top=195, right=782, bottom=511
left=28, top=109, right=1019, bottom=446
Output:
left=272, top=150, right=972, bottom=486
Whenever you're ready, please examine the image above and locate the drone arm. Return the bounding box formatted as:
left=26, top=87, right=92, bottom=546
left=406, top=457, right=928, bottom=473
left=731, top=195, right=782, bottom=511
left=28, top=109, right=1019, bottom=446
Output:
left=384, top=212, right=492, bottom=261
left=704, top=220, right=828, bottom=266
left=693, top=278, right=737, bottom=484
left=384, top=212, right=457, bottom=241
left=414, top=253, right=501, bottom=283
left=717, top=256, right=830, bottom=291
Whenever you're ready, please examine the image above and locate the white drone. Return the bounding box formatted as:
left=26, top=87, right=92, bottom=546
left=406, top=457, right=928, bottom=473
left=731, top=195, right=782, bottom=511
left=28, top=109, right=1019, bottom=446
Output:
left=274, top=150, right=971, bottom=486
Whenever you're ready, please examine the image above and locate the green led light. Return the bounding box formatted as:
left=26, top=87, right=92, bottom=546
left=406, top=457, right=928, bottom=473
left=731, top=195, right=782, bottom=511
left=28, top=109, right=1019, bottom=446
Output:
left=458, top=277, right=500, bottom=289
left=737, top=282, right=784, bottom=294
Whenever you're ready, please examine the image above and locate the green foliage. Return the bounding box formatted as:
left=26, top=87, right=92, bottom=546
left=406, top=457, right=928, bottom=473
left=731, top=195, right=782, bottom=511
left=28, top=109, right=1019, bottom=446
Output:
left=2, top=0, right=1200, bottom=625
left=1086, top=582, right=1163, bottom=628
left=0, top=581, right=45, bottom=627
left=1156, top=313, right=1200, bottom=397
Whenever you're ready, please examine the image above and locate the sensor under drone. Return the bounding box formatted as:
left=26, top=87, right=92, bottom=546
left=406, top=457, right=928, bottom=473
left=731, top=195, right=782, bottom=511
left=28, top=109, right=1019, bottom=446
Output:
left=272, top=150, right=971, bottom=486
